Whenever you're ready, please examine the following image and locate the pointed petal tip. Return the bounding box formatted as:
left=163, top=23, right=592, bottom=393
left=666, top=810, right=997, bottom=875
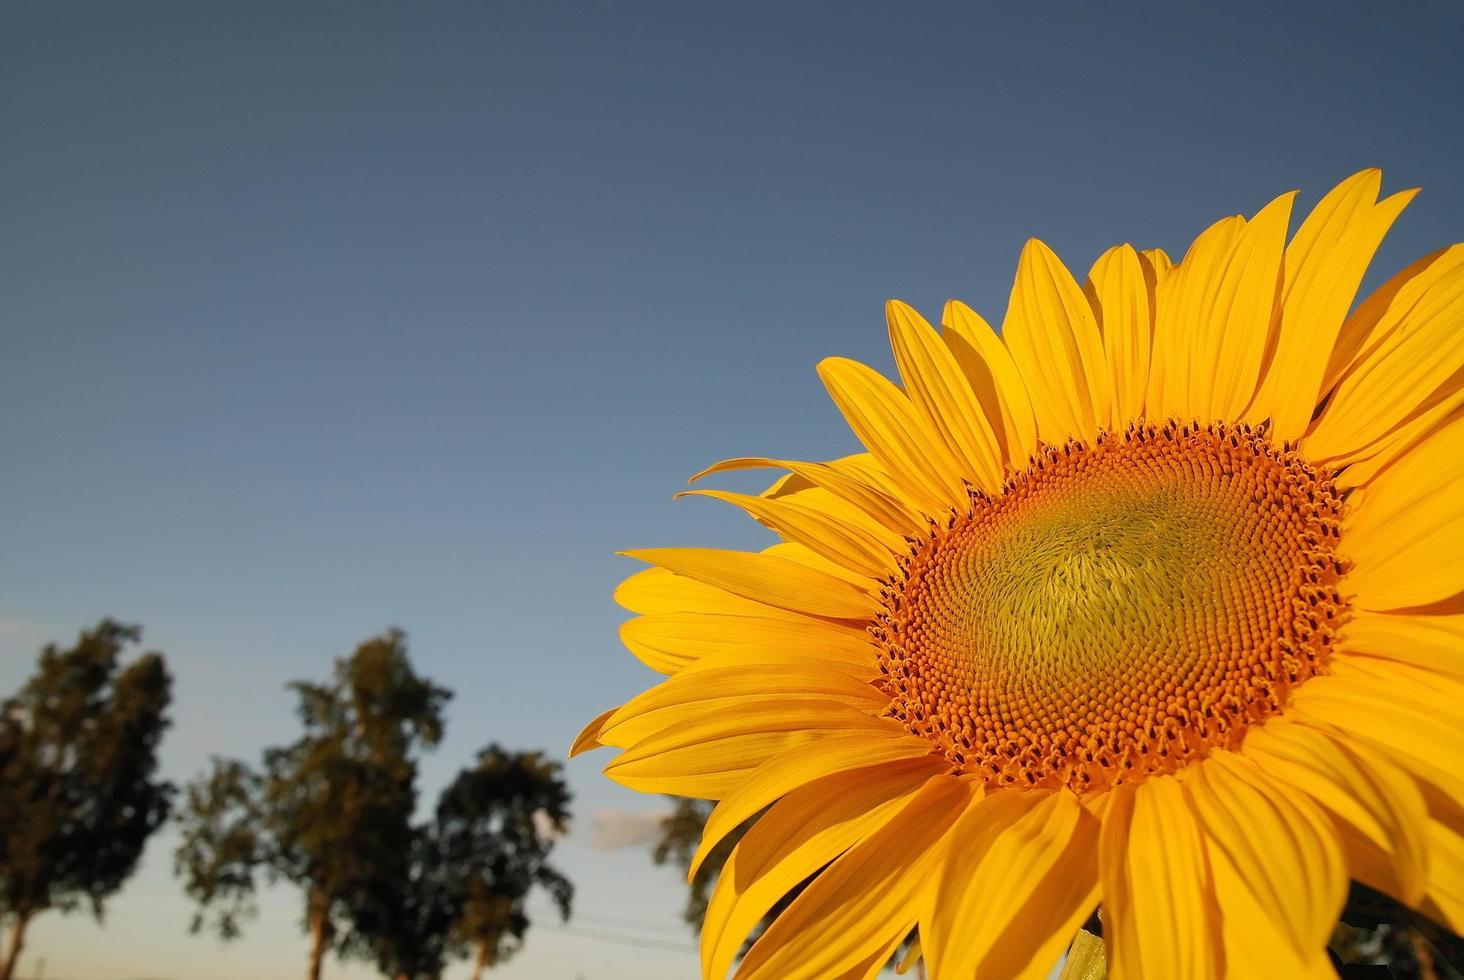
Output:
left=1020, top=236, right=1053, bottom=259
left=570, top=707, right=617, bottom=758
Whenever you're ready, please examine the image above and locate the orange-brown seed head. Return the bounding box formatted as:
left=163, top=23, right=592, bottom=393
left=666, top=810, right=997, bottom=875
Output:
left=873, top=420, right=1347, bottom=793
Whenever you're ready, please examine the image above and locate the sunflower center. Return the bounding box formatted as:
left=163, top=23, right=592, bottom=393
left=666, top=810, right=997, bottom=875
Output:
left=873, top=420, right=1347, bottom=792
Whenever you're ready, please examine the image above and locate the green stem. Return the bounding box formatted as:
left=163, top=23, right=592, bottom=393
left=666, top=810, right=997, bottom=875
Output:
left=1058, top=929, right=1107, bottom=980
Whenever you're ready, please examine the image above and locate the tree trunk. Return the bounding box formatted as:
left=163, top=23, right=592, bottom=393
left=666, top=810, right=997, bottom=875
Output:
left=306, top=906, right=330, bottom=980
left=470, top=941, right=489, bottom=980
left=0, top=912, right=30, bottom=980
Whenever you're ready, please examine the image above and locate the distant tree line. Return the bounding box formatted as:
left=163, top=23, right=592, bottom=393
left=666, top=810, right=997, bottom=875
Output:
left=0, top=621, right=571, bottom=980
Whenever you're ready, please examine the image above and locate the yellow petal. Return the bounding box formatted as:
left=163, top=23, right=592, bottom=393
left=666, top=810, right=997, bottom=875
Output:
left=1337, top=608, right=1464, bottom=683
left=615, top=566, right=817, bottom=618
left=1197, top=191, right=1293, bottom=421
left=701, top=755, right=948, bottom=979
left=620, top=548, right=877, bottom=620
left=1252, top=175, right=1416, bottom=438
left=599, top=658, right=886, bottom=749
left=1185, top=751, right=1346, bottom=970
left=1141, top=247, right=1173, bottom=279
left=735, top=774, right=973, bottom=980
left=1242, top=719, right=1428, bottom=904
left=1304, top=244, right=1464, bottom=461
left=844, top=931, right=914, bottom=980
left=760, top=482, right=909, bottom=550
left=1085, top=244, right=1152, bottom=424
left=1285, top=170, right=1382, bottom=287
left=922, top=789, right=1099, bottom=980
left=676, top=489, right=896, bottom=579
left=569, top=706, right=616, bottom=758
left=1333, top=387, right=1464, bottom=489
left=1148, top=214, right=1247, bottom=422
left=1289, top=674, right=1464, bottom=804
left=1003, top=239, right=1113, bottom=441
left=1322, top=247, right=1459, bottom=394
left=765, top=540, right=880, bottom=589
left=1329, top=655, right=1464, bottom=728
left=1343, top=412, right=1464, bottom=609
left=1337, top=812, right=1464, bottom=935
left=817, top=356, right=969, bottom=514
left=1100, top=777, right=1221, bottom=980
left=689, top=734, right=936, bottom=879
left=603, top=698, right=903, bottom=798
left=941, top=300, right=1038, bottom=465
left=619, top=613, right=875, bottom=675
left=690, top=456, right=919, bottom=542
left=1424, top=817, right=1464, bottom=933
left=894, top=935, right=922, bottom=977
left=887, top=299, right=1006, bottom=493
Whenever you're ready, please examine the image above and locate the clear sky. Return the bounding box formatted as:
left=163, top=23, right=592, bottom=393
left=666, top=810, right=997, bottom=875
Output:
left=2, top=3, right=1462, bottom=978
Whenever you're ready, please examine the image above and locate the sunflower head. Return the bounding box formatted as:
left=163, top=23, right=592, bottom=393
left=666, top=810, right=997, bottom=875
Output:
left=577, top=170, right=1464, bottom=980
left=878, top=420, right=1348, bottom=793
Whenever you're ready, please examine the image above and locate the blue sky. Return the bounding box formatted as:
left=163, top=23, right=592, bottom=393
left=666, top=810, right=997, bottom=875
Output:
left=2, top=2, right=1462, bottom=978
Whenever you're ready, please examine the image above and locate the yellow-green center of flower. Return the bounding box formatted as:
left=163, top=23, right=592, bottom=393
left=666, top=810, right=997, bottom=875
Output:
left=873, top=421, right=1347, bottom=792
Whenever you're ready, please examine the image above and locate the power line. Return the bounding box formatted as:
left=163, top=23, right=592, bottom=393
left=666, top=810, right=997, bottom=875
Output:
left=527, top=903, right=692, bottom=935
left=537, top=922, right=696, bottom=953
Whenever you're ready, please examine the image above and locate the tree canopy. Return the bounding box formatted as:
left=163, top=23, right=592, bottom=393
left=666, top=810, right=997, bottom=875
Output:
left=175, top=632, right=572, bottom=979
left=176, top=629, right=451, bottom=980
left=350, top=745, right=573, bottom=980
left=0, top=620, right=174, bottom=980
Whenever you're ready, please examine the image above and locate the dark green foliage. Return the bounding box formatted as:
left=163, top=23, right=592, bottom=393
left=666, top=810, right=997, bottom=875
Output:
left=176, top=634, right=571, bottom=980
left=438, top=746, right=572, bottom=975
left=172, top=758, right=264, bottom=940
left=1333, top=883, right=1464, bottom=980
left=174, top=629, right=451, bottom=980
left=0, top=620, right=174, bottom=980
left=351, top=745, right=573, bottom=980
left=651, top=798, right=723, bottom=929
left=346, top=829, right=457, bottom=980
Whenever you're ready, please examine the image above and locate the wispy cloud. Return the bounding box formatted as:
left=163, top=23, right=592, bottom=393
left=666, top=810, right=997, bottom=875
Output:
left=587, top=806, right=673, bottom=851
left=0, top=616, right=49, bottom=658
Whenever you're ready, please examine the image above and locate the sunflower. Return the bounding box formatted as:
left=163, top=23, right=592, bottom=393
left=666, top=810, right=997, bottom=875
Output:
left=574, top=170, right=1464, bottom=980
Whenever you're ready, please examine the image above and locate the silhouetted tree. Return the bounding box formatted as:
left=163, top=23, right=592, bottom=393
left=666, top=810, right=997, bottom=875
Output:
left=438, top=746, right=572, bottom=979
left=1329, top=884, right=1463, bottom=979
left=172, top=758, right=264, bottom=940
left=651, top=798, right=723, bottom=929
left=0, top=621, right=174, bottom=980
left=175, top=629, right=450, bottom=980
left=347, top=828, right=457, bottom=980
left=351, top=745, right=573, bottom=980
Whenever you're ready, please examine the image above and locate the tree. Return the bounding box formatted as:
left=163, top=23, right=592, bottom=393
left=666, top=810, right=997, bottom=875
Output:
left=345, top=828, right=456, bottom=980
left=0, top=620, right=174, bottom=980
left=436, top=746, right=572, bottom=979
left=175, top=629, right=450, bottom=980
left=650, top=798, right=724, bottom=930
left=351, top=745, right=574, bottom=980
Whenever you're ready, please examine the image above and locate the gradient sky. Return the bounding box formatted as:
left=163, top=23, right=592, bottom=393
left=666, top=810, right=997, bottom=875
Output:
left=3, top=3, right=1463, bottom=978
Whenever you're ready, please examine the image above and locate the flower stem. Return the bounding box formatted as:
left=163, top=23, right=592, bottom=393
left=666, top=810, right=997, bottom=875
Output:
left=1058, top=929, right=1107, bottom=980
